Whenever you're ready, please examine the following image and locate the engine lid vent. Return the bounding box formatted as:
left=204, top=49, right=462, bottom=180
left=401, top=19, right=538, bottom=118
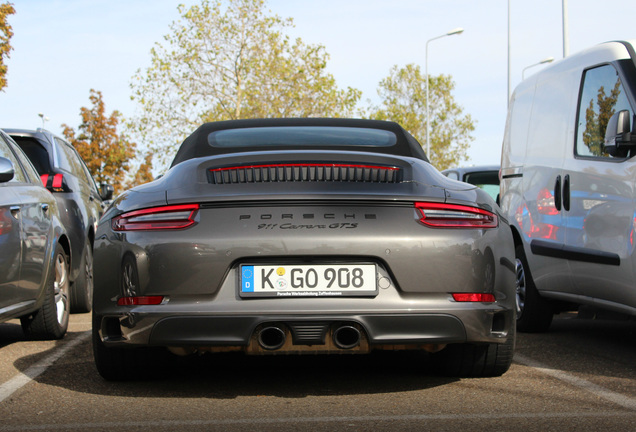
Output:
left=208, top=163, right=401, bottom=185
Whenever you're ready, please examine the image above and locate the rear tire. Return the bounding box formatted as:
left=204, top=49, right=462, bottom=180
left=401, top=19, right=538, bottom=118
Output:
left=71, top=239, right=93, bottom=313
left=92, top=314, right=167, bottom=381
left=432, top=329, right=516, bottom=378
left=515, top=244, right=553, bottom=332
left=21, top=244, right=70, bottom=340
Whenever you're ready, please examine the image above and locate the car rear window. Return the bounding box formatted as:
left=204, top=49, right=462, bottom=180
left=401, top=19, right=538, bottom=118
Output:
left=13, top=137, right=51, bottom=175
left=207, top=127, right=398, bottom=148
left=464, top=171, right=499, bottom=186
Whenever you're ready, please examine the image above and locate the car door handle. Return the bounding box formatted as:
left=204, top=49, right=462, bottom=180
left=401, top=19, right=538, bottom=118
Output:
left=554, top=176, right=562, bottom=212
left=10, top=206, right=20, bottom=220
left=562, top=174, right=570, bottom=212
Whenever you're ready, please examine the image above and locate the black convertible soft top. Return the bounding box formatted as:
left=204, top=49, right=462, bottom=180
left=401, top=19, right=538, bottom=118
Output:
left=170, top=118, right=428, bottom=167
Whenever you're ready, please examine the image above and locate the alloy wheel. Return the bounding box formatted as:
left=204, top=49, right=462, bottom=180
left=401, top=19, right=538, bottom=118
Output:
left=54, top=252, right=70, bottom=324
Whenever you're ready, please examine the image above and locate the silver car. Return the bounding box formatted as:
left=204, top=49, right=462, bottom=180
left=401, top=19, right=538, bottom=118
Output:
left=92, top=118, right=516, bottom=380
left=0, top=130, right=70, bottom=340
left=5, top=128, right=113, bottom=314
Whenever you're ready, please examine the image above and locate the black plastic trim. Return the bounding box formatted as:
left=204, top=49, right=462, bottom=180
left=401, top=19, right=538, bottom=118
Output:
left=530, top=239, right=620, bottom=266
left=148, top=314, right=467, bottom=346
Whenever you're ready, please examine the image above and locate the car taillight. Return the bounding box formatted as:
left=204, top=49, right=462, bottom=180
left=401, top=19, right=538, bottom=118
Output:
left=112, top=204, right=199, bottom=231
left=117, top=296, right=165, bottom=306
left=415, top=202, right=498, bottom=228
left=452, top=293, right=496, bottom=302
left=40, top=173, right=70, bottom=192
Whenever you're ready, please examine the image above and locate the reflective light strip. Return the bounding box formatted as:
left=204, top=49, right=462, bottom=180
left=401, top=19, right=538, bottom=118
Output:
left=452, top=293, right=496, bottom=302
left=117, top=296, right=165, bottom=306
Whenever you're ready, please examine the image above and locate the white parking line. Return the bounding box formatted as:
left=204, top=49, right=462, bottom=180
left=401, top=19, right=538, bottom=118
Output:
left=514, top=353, right=636, bottom=410
left=0, top=331, right=91, bottom=403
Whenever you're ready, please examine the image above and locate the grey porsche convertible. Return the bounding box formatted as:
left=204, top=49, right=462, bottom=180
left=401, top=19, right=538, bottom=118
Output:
left=92, top=118, right=516, bottom=380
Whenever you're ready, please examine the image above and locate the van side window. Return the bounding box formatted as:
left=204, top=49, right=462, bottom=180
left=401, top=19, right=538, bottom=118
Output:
left=576, top=64, right=632, bottom=159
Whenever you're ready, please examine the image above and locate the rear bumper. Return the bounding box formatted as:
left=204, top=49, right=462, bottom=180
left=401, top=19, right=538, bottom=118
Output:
left=96, top=307, right=514, bottom=352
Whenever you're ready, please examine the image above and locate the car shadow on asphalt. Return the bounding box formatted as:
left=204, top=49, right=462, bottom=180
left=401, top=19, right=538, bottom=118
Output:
left=13, top=335, right=460, bottom=398
left=0, top=322, right=27, bottom=348
left=515, top=313, right=636, bottom=379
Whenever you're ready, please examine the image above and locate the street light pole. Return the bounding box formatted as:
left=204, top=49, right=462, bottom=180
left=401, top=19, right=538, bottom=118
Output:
left=507, top=0, right=512, bottom=108
left=426, top=27, right=463, bottom=162
left=37, top=113, right=48, bottom=128
left=521, top=56, right=554, bottom=80
left=562, top=0, right=569, bottom=57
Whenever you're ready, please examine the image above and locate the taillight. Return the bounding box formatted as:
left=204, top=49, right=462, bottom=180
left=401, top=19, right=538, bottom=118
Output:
left=209, top=163, right=400, bottom=171
left=415, top=202, right=498, bottom=228
left=117, top=296, right=165, bottom=306
left=40, top=173, right=70, bottom=192
left=452, top=293, right=496, bottom=302
left=112, top=204, right=199, bottom=231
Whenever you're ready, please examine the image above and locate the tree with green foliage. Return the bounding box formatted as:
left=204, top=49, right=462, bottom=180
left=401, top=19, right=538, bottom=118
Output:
left=130, top=0, right=361, bottom=167
left=0, top=1, right=15, bottom=91
left=583, top=80, right=621, bottom=156
left=369, top=64, right=474, bottom=169
left=62, top=89, right=150, bottom=194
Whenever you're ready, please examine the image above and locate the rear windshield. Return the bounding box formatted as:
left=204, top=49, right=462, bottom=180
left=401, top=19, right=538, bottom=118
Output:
left=13, top=137, right=51, bottom=174
left=464, top=171, right=499, bottom=186
left=208, top=127, right=398, bottom=148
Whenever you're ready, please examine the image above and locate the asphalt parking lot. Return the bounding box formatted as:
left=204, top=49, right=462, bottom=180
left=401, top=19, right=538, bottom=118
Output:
left=0, top=312, right=635, bottom=432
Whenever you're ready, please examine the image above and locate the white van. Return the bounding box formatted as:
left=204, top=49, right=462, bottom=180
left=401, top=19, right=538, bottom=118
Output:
left=500, top=40, right=636, bottom=332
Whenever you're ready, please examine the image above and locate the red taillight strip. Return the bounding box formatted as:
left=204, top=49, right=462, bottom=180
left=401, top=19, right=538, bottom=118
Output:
left=40, top=174, right=49, bottom=187
left=452, top=293, right=496, bottom=302
left=209, top=163, right=399, bottom=172
left=52, top=173, right=63, bottom=189
left=415, top=202, right=498, bottom=229
left=112, top=204, right=199, bottom=231
left=117, top=296, right=165, bottom=306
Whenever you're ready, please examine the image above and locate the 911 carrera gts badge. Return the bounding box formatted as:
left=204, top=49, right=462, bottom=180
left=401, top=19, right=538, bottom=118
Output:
left=257, top=223, right=359, bottom=230
left=239, top=213, right=376, bottom=230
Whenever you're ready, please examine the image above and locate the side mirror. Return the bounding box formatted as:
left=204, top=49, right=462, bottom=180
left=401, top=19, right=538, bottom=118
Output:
left=0, top=157, right=15, bottom=183
left=604, top=110, right=636, bottom=157
left=99, top=183, right=114, bottom=201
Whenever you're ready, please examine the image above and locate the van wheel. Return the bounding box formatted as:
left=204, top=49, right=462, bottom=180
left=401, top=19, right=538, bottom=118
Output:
left=515, top=244, right=553, bottom=332
left=21, top=244, right=70, bottom=340
left=71, top=239, right=93, bottom=313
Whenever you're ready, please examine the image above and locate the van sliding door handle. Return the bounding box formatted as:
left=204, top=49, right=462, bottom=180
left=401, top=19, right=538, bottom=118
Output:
left=563, top=174, right=570, bottom=211
left=554, top=176, right=562, bottom=211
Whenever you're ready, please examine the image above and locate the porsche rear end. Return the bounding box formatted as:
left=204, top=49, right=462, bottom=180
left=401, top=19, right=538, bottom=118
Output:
left=93, top=151, right=515, bottom=373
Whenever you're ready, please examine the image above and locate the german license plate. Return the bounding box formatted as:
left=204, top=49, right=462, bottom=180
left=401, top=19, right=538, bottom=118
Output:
left=239, top=264, right=377, bottom=297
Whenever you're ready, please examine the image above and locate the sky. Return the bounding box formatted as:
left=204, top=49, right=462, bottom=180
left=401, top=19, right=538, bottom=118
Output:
left=1, top=0, right=636, bottom=170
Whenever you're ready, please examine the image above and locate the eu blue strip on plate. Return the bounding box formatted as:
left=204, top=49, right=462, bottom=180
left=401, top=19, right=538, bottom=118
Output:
left=241, top=266, right=254, bottom=292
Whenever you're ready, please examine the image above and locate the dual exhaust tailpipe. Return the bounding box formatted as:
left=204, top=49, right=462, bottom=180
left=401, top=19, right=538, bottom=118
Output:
left=257, top=326, right=287, bottom=351
left=332, top=325, right=361, bottom=350
left=257, top=324, right=362, bottom=351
